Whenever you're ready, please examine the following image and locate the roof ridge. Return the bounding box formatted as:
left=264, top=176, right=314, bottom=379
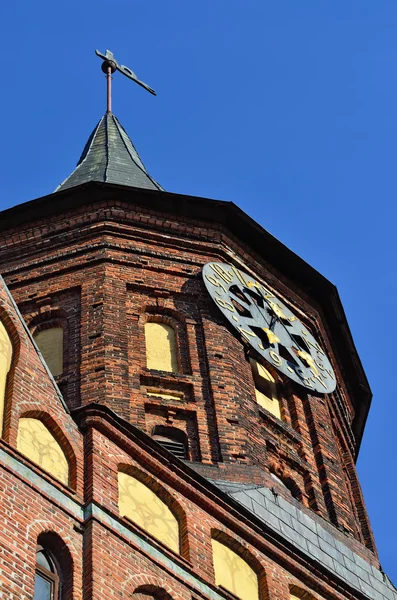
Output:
left=111, top=115, right=163, bottom=191
left=104, top=113, right=110, bottom=183
left=55, top=115, right=105, bottom=192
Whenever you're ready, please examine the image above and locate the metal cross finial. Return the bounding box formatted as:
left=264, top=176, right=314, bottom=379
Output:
left=95, top=49, right=156, bottom=114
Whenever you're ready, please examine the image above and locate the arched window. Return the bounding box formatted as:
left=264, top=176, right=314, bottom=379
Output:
left=34, top=547, right=60, bottom=599
left=144, top=322, right=178, bottom=373
left=133, top=585, right=173, bottom=600
left=211, top=538, right=259, bottom=600
left=33, top=532, right=73, bottom=600
left=118, top=471, right=180, bottom=554
left=250, top=358, right=281, bottom=419
left=0, top=319, right=13, bottom=436
left=34, top=327, right=64, bottom=377
left=17, top=418, right=69, bottom=485
left=152, top=426, right=188, bottom=460
left=270, top=472, right=302, bottom=501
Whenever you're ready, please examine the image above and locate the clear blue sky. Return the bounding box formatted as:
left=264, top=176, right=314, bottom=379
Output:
left=1, top=0, right=396, bottom=580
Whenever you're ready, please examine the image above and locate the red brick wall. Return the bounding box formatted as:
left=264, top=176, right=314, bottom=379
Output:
left=0, top=195, right=375, bottom=554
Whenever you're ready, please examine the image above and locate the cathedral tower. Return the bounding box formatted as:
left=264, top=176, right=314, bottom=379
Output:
left=0, top=54, right=394, bottom=600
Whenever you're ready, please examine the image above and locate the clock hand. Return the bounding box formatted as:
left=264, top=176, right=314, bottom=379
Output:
left=228, top=282, right=319, bottom=377
left=228, top=285, right=281, bottom=346
left=261, top=294, right=317, bottom=374
left=296, top=349, right=319, bottom=374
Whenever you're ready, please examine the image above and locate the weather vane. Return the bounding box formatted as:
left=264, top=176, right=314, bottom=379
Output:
left=95, top=49, right=156, bottom=114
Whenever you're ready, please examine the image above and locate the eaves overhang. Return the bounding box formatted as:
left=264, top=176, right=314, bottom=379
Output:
left=0, top=181, right=371, bottom=455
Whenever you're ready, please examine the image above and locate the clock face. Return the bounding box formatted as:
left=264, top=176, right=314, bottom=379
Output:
left=202, top=262, right=336, bottom=393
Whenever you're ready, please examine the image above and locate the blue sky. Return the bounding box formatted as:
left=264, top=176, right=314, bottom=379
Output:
left=1, top=0, right=396, bottom=581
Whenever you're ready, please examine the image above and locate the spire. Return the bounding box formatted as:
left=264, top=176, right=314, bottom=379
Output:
left=56, top=49, right=162, bottom=193
left=55, top=113, right=163, bottom=192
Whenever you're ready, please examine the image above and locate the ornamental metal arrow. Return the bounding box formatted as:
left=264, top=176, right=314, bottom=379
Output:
left=95, top=49, right=156, bottom=113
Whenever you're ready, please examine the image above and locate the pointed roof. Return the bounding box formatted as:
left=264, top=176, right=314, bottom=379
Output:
left=56, top=113, right=163, bottom=192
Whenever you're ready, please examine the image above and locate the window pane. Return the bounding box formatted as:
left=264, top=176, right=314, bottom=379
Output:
left=36, top=550, right=53, bottom=572
left=118, top=472, right=180, bottom=553
left=144, top=323, right=178, bottom=372
left=34, top=572, right=52, bottom=600
left=34, top=327, right=63, bottom=377
left=16, top=418, right=69, bottom=485
left=0, top=319, right=13, bottom=436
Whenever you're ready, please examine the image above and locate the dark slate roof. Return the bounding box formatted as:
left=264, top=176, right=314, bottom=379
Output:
left=209, top=479, right=397, bottom=600
left=56, top=113, right=163, bottom=192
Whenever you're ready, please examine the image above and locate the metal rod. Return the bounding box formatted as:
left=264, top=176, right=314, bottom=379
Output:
left=107, top=66, right=112, bottom=113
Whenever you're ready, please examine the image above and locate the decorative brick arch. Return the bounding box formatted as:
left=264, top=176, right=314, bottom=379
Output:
left=0, top=306, right=19, bottom=441
left=27, top=308, right=68, bottom=334
left=211, top=528, right=269, bottom=600
left=25, top=522, right=82, bottom=600
left=133, top=584, right=175, bottom=600
left=122, top=573, right=186, bottom=600
left=268, top=462, right=304, bottom=502
left=16, top=409, right=77, bottom=489
left=290, top=585, right=318, bottom=600
left=118, top=464, right=190, bottom=560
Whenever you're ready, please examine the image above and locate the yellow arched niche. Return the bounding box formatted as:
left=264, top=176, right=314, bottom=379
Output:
left=118, top=472, right=180, bottom=553
left=250, top=358, right=281, bottom=419
left=211, top=538, right=259, bottom=600
left=0, top=320, right=13, bottom=435
left=34, top=327, right=63, bottom=377
left=144, top=322, right=178, bottom=373
left=17, top=418, right=69, bottom=485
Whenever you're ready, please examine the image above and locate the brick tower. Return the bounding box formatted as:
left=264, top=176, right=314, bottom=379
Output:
left=0, top=71, right=395, bottom=600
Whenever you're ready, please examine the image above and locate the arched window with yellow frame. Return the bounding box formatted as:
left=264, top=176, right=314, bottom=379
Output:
left=0, top=319, right=13, bottom=436
left=118, top=470, right=180, bottom=554
left=211, top=537, right=259, bottom=600
left=250, top=358, right=281, bottom=419
left=144, top=322, right=178, bottom=373
left=17, top=418, right=69, bottom=485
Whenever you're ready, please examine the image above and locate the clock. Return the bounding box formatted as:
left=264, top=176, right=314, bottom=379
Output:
left=202, top=262, right=336, bottom=393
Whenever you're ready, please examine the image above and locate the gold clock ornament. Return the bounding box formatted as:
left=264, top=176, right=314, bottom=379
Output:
left=203, top=262, right=336, bottom=393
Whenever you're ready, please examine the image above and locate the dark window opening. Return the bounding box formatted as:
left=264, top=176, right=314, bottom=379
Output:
left=34, top=547, right=60, bottom=600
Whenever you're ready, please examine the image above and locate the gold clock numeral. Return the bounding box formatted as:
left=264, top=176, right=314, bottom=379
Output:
left=247, top=280, right=262, bottom=290
left=238, top=326, right=256, bottom=339
left=210, top=264, right=234, bottom=284
left=269, top=350, right=282, bottom=366
left=215, top=298, right=235, bottom=312
left=231, top=266, right=249, bottom=286
left=310, top=370, right=328, bottom=390
left=261, top=288, right=275, bottom=300
left=301, top=330, right=325, bottom=356
left=205, top=274, right=227, bottom=294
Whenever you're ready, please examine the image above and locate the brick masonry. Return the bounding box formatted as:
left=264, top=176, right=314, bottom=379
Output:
left=0, top=182, right=390, bottom=600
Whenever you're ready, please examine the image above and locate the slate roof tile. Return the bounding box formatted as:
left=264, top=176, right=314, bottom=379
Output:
left=56, top=113, right=163, bottom=192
